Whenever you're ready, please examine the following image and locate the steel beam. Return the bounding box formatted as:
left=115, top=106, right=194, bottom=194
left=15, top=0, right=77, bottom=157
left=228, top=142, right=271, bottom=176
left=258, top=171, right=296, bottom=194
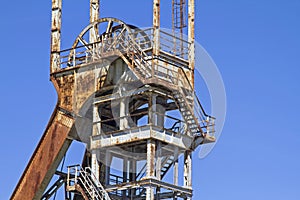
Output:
left=184, top=151, right=192, bottom=189
left=105, top=150, right=112, bottom=185
left=146, top=139, right=156, bottom=200
left=91, top=150, right=100, bottom=184
left=90, top=125, right=194, bottom=150
left=120, top=97, right=129, bottom=130
left=153, top=0, right=160, bottom=56
left=146, top=140, right=156, bottom=178
left=157, top=96, right=166, bottom=127
left=123, top=157, right=128, bottom=198
left=90, top=0, right=99, bottom=23
left=91, top=104, right=100, bottom=182
left=156, top=141, right=162, bottom=181
left=149, top=94, right=157, bottom=125
left=152, top=0, right=160, bottom=78
left=90, top=0, right=99, bottom=43
left=106, top=178, right=193, bottom=196
left=50, top=0, right=62, bottom=73
left=173, top=147, right=179, bottom=186
left=11, top=109, right=74, bottom=200
left=188, top=0, right=195, bottom=88
left=129, top=159, right=137, bottom=197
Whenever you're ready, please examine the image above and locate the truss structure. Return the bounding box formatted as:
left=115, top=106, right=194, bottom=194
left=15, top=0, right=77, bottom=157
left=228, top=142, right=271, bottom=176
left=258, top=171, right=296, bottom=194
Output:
left=11, top=1, right=215, bottom=200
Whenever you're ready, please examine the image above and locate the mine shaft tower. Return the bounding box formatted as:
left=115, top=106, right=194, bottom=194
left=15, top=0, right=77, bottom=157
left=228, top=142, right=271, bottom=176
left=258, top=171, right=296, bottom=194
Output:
left=11, top=0, right=215, bottom=200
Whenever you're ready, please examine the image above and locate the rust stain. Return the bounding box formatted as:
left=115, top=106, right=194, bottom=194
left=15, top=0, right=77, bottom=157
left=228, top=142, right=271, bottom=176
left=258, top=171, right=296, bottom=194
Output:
left=150, top=143, right=155, bottom=175
left=13, top=0, right=203, bottom=198
left=11, top=111, right=74, bottom=200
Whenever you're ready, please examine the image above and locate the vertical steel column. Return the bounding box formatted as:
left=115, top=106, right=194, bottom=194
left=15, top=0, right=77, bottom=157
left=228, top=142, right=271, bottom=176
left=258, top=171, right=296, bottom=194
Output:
left=90, top=1, right=100, bottom=185
left=152, top=0, right=160, bottom=77
left=173, top=147, right=179, bottom=186
left=50, top=0, right=62, bottom=73
left=146, top=140, right=156, bottom=178
left=188, top=0, right=195, bottom=88
left=90, top=0, right=99, bottom=23
left=156, top=141, right=162, bottom=199
left=90, top=0, right=99, bottom=43
left=92, top=104, right=100, bottom=182
left=173, top=147, right=179, bottom=200
left=148, top=94, right=157, bottom=125
left=156, top=141, right=162, bottom=180
left=92, top=101, right=102, bottom=135
left=184, top=151, right=192, bottom=191
left=120, top=98, right=129, bottom=130
left=105, top=151, right=112, bottom=186
left=157, top=97, right=166, bottom=127
left=153, top=0, right=160, bottom=55
left=152, top=94, right=157, bottom=125
left=91, top=151, right=100, bottom=183
left=146, top=185, right=155, bottom=200
left=93, top=105, right=101, bottom=136
left=129, top=159, right=137, bottom=197
left=123, top=158, right=128, bottom=198
left=146, top=139, right=156, bottom=200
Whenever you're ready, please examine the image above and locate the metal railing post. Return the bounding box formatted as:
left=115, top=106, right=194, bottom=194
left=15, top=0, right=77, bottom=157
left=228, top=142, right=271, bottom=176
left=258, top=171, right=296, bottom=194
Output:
left=72, top=49, right=76, bottom=67
left=67, top=167, right=70, bottom=188
left=75, top=166, right=78, bottom=185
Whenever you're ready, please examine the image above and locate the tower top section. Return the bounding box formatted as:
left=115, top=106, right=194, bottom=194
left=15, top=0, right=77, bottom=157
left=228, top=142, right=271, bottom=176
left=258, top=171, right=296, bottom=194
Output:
left=50, top=0, right=195, bottom=87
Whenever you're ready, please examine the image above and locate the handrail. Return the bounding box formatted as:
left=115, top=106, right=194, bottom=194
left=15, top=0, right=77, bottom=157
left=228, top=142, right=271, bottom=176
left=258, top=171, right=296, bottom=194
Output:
left=58, top=28, right=189, bottom=69
left=177, top=65, right=213, bottom=118
left=151, top=61, right=214, bottom=136
left=67, top=165, right=111, bottom=200
left=175, top=65, right=215, bottom=137
left=58, top=26, right=214, bottom=138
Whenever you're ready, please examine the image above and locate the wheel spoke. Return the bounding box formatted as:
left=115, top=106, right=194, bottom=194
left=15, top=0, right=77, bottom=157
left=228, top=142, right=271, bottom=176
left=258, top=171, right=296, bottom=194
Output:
left=78, top=37, right=92, bottom=50
left=105, top=20, right=113, bottom=35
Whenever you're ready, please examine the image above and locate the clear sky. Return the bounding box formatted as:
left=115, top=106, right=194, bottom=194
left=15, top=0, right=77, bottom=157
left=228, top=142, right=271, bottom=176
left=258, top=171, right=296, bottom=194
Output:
left=0, top=0, right=299, bottom=199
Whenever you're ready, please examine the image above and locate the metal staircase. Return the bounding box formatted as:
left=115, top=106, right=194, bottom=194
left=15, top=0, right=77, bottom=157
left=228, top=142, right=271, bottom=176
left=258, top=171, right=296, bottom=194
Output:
left=160, top=155, right=175, bottom=178
left=67, top=165, right=111, bottom=200
left=173, top=89, right=198, bottom=135
left=134, top=155, right=176, bottom=198
left=136, top=155, right=176, bottom=182
left=118, top=30, right=214, bottom=140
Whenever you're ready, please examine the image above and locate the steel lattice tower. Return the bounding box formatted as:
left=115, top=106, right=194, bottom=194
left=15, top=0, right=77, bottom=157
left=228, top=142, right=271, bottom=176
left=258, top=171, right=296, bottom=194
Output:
left=11, top=1, right=215, bottom=200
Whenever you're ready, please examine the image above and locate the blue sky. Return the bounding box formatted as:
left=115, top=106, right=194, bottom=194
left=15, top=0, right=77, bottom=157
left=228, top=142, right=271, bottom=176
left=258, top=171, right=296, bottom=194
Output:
left=1, top=0, right=300, bottom=199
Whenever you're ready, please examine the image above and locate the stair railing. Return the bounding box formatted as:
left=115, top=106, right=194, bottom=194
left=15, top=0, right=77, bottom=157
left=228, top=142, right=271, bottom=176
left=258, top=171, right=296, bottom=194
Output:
left=59, top=27, right=214, bottom=138
left=67, top=165, right=111, bottom=200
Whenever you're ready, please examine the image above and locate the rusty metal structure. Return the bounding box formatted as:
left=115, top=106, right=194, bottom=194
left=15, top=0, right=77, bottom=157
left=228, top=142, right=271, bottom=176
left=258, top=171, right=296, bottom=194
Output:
left=11, top=0, right=215, bottom=200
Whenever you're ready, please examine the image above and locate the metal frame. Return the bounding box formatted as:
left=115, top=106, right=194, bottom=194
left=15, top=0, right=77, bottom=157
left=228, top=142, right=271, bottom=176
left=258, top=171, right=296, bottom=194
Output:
left=11, top=1, right=214, bottom=200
